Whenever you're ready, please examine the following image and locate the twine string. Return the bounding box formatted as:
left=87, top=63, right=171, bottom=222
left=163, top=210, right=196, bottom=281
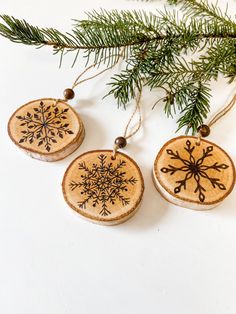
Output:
left=208, top=93, right=236, bottom=128
left=112, top=89, right=142, bottom=158
left=123, top=89, right=142, bottom=140
left=72, top=51, right=124, bottom=89
left=53, top=50, right=124, bottom=106
left=197, top=93, right=236, bottom=144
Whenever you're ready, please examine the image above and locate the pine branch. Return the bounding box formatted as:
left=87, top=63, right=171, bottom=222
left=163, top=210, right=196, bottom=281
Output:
left=0, top=10, right=235, bottom=63
left=106, top=52, right=146, bottom=106
left=168, top=0, right=235, bottom=27
left=176, top=82, right=211, bottom=133
left=0, top=0, right=236, bottom=133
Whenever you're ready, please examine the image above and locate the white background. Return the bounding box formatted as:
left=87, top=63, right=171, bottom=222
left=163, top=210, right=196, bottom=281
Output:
left=0, top=1, right=236, bottom=313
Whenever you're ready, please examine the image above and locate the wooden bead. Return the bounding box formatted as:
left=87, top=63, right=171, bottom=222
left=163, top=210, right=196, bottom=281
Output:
left=197, top=124, right=210, bottom=137
left=64, top=88, right=75, bottom=100
left=115, top=136, right=127, bottom=148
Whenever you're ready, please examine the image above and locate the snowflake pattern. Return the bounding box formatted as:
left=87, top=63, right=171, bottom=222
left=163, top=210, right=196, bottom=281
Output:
left=16, top=101, right=74, bottom=152
left=161, top=139, right=229, bottom=202
left=69, top=154, right=138, bottom=216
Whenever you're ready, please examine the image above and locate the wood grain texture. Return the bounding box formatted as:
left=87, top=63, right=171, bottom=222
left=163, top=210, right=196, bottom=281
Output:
left=62, top=150, right=144, bottom=225
left=8, top=98, right=84, bottom=161
left=153, top=136, right=235, bottom=210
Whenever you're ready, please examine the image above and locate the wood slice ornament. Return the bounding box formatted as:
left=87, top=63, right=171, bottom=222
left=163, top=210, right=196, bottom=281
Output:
left=62, top=150, right=144, bottom=225
left=7, top=57, right=126, bottom=162
left=153, top=136, right=235, bottom=210
left=62, top=90, right=144, bottom=225
left=8, top=97, right=84, bottom=161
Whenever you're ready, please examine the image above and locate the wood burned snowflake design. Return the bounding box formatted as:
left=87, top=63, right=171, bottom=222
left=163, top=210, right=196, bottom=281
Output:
left=69, top=154, right=137, bottom=216
left=16, top=101, right=74, bottom=152
left=160, top=139, right=229, bottom=202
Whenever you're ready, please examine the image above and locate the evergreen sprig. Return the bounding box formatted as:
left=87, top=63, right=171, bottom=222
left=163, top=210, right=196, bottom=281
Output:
left=0, top=0, right=236, bottom=133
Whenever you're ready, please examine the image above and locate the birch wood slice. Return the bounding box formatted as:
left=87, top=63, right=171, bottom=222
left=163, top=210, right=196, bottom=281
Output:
left=62, top=150, right=144, bottom=225
left=153, top=136, right=235, bottom=210
left=8, top=98, right=84, bottom=161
